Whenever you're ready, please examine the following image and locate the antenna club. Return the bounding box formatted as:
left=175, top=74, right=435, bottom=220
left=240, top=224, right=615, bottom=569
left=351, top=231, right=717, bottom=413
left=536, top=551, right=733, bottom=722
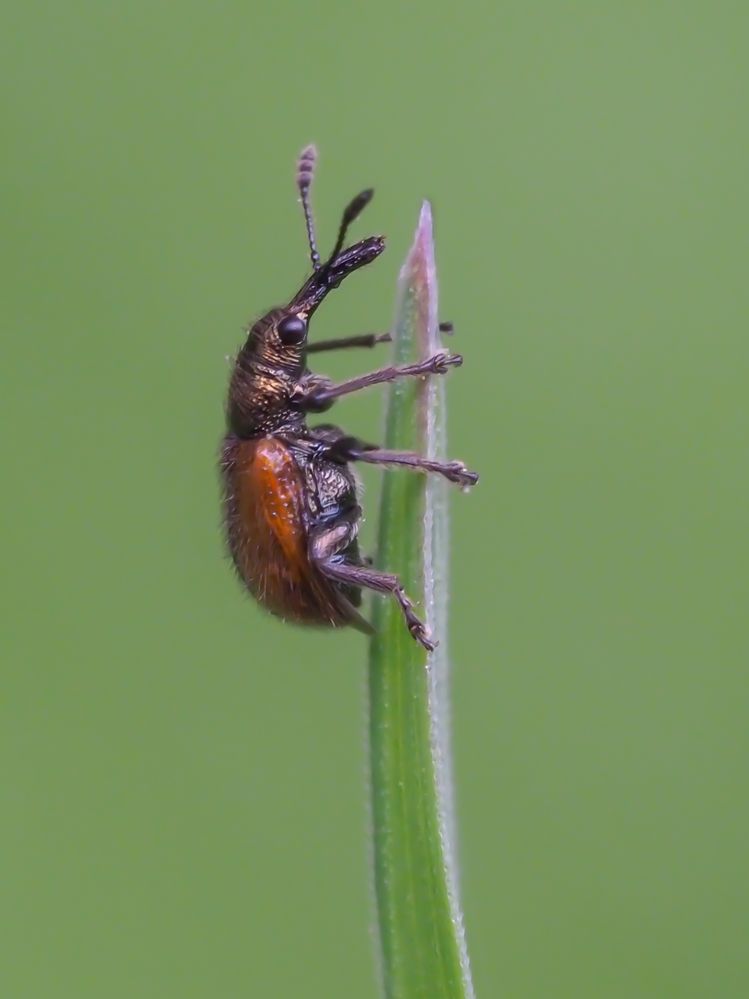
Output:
left=321, top=188, right=377, bottom=272
left=296, top=144, right=321, bottom=270
left=297, top=144, right=318, bottom=189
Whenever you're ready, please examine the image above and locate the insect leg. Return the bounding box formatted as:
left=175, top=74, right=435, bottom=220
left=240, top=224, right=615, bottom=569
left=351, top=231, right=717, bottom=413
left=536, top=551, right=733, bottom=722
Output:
left=309, top=511, right=434, bottom=650
left=314, top=553, right=435, bottom=652
left=306, top=332, right=392, bottom=354
left=292, top=352, right=462, bottom=410
left=306, top=323, right=452, bottom=355
left=308, top=506, right=362, bottom=561
left=321, top=434, right=479, bottom=488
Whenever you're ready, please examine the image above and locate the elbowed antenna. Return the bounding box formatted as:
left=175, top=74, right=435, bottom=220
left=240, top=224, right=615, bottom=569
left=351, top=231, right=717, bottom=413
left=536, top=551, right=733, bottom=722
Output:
left=297, top=145, right=321, bottom=271
left=296, top=144, right=376, bottom=277
left=289, top=235, right=386, bottom=317
left=320, top=188, right=374, bottom=276
left=289, top=147, right=383, bottom=316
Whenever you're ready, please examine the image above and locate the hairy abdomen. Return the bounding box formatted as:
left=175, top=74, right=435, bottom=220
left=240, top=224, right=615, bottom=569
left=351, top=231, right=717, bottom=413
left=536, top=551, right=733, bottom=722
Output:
left=221, top=434, right=349, bottom=625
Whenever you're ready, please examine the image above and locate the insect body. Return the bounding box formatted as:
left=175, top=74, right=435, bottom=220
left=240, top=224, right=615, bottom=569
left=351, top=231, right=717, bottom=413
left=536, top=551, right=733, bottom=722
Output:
left=220, top=147, right=478, bottom=650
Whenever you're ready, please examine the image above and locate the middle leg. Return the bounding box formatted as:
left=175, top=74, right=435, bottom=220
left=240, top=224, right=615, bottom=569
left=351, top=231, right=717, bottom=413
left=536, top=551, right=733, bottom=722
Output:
left=317, top=433, right=479, bottom=488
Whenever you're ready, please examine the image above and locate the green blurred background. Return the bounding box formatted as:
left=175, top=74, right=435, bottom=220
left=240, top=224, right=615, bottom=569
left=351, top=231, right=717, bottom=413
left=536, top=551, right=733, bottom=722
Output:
left=3, top=2, right=747, bottom=996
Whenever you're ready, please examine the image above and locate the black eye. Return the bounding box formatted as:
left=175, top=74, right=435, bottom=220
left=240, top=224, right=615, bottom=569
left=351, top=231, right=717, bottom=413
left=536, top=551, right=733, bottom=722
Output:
left=277, top=314, right=307, bottom=345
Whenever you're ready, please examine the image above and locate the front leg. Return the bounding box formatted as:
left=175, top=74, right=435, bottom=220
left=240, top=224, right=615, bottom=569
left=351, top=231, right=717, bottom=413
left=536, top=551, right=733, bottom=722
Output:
left=291, top=351, right=462, bottom=411
left=306, top=331, right=392, bottom=354
left=305, top=321, right=453, bottom=355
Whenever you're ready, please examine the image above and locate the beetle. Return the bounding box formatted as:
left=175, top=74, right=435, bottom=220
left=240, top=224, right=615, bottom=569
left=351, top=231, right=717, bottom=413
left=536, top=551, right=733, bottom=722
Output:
left=220, top=146, right=478, bottom=650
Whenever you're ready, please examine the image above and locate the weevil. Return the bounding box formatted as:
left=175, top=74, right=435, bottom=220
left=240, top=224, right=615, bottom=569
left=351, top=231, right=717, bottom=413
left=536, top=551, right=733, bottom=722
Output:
left=220, top=146, right=478, bottom=650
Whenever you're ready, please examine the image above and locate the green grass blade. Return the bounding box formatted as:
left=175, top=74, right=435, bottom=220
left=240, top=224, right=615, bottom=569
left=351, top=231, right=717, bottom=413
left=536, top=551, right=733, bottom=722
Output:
left=368, top=202, right=475, bottom=999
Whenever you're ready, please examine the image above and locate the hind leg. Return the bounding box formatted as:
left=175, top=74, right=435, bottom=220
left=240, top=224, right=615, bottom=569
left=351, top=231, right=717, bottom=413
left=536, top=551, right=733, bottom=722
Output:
left=319, top=560, right=435, bottom=652
left=309, top=514, right=435, bottom=651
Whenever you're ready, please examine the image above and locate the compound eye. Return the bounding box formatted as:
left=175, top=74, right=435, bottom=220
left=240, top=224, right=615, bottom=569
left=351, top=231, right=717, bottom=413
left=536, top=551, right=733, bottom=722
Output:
left=277, top=314, right=307, bottom=346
